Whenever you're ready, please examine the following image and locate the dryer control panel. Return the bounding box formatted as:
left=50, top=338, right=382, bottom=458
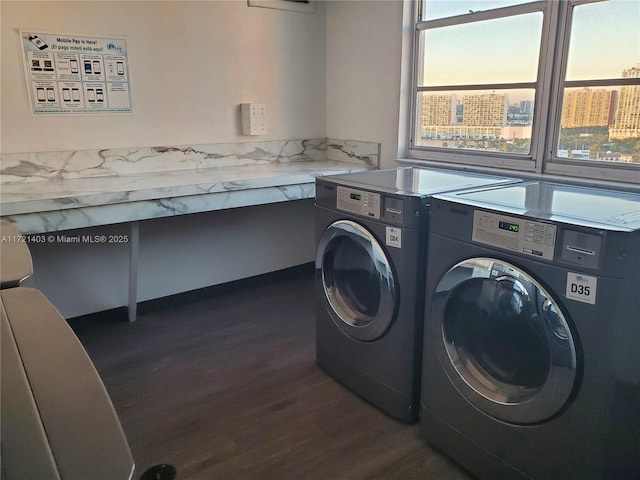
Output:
left=336, top=186, right=381, bottom=219
left=472, top=210, right=556, bottom=260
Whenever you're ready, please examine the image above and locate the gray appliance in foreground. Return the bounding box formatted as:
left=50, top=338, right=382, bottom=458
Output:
left=1, top=287, right=135, bottom=480
left=420, top=181, right=640, bottom=478
left=315, top=167, right=520, bottom=422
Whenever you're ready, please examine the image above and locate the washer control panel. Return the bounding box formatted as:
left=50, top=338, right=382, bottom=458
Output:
left=336, top=186, right=381, bottom=219
left=472, top=210, right=556, bottom=260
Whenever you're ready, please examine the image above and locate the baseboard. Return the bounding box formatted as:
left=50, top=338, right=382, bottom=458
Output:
left=67, top=262, right=314, bottom=327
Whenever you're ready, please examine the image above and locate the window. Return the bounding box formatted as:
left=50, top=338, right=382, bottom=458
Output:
left=407, top=0, right=640, bottom=184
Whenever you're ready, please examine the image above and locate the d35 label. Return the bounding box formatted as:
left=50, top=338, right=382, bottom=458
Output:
left=566, top=272, right=597, bottom=305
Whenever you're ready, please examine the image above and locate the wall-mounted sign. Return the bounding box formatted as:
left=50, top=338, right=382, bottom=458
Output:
left=20, top=30, right=132, bottom=115
left=247, top=0, right=314, bottom=13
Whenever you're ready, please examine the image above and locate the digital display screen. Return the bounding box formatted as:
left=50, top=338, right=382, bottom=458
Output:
left=499, top=221, right=519, bottom=233
left=350, top=193, right=361, bottom=201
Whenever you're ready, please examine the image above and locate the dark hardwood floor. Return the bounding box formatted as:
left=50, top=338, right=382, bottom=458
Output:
left=70, top=265, right=473, bottom=480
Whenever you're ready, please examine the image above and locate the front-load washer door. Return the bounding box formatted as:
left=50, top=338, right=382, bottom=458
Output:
left=317, top=220, right=397, bottom=342
left=431, top=258, right=578, bottom=425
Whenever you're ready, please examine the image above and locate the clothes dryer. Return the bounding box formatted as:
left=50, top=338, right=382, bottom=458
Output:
left=315, top=167, right=519, bottom=422
left=420, top=181, right=640, bottom=478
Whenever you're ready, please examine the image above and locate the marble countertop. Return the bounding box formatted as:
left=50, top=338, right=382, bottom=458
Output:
left=1, top=160, right=369, bottom=216
left=0, top=160, right=371, bottom=234
left=1, top=139, right=379, bottom=234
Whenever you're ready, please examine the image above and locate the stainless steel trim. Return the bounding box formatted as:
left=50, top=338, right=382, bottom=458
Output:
left=316, top=220, right=396, bottom=342
left=433, top=257, right=578, bottom=424
left=566, top=245, right=596, bottom=256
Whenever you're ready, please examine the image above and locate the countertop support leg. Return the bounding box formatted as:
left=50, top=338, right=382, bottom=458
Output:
left=128, top=222, right=139, bottom=322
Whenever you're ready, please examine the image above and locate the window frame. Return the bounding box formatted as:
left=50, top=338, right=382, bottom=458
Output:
left=544, top=0, right=640, bottom=181
left=404, top=0, right=640, bottom=185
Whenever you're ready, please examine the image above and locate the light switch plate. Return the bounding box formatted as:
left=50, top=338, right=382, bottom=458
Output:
left=241, top=103, right=266, bottom=136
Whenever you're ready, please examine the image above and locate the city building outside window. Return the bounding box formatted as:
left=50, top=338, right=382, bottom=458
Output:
left=406, top=0, right=640, bottom=184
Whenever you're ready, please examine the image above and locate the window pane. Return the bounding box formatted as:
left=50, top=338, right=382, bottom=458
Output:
left=558, top=83, right=640, bottom=164
left=422, top=0, right=531, bottom=20
left=415, top=89, right=534, bottom=154
left=566, top=0, right=640, bottom=81
left=421, top=13, right=543, bottom=86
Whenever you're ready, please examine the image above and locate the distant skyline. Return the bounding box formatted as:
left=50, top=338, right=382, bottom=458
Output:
left=421, top=77, right=640, bottom=106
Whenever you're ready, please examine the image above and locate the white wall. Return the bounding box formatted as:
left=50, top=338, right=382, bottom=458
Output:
left=24, top=223, right=131, bottom=318
left=325, top=0, right=404, bottom=169
left=2, top=0, right=408, bottom=316
left=25, top=201, right=316, bottom=319
left=1, top=0, right=405, bottom=159
left=137, top=200, right=316, bottom=303
left=1, top=1, right=326, bottom=317
left=1, top=0, right=326, bottom=153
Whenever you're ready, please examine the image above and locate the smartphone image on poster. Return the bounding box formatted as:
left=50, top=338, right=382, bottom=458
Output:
left=31, top=59, right=42, bottom=71
left=28, top=35, right=48, bottom=50
left=84, top=60, right=92, bottom=74
left=96, top=88, right=104, bottom=102
left=87, top=89, right=96, bottom=102
left=36, top=88, right=46, bottom=102
left=62, top=88, right=71, bottom=102
left=46, top=88, right=55, bottom=102
left=117, top=62, right=124, bottom=75
left=92, top=60, right=101, bottom=74
left=43, top=60, right=54, bottom=71
left=70, top=59, right=79, bottom=74
left=72, top=88, right=80, bottom=102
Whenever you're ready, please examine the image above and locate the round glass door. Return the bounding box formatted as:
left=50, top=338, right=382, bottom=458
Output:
left=433, top=258, right=578, bottom=424
left=316, top=220, right=397, bottom=341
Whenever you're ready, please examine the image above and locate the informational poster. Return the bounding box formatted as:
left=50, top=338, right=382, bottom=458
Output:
left=20, top=30, right=132, bottom=115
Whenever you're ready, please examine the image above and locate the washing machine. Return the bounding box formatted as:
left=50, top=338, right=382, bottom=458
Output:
left=420, top=180, right=640, bottom=478
left=315, top=166, right=520, bottom=423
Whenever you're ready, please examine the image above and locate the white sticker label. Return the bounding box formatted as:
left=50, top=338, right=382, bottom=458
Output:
left=386, top=226, right=401, bottom=248
left=566, top=272, right=597, bottom=305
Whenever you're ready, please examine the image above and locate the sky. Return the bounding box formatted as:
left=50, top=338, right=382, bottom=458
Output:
left=421, top=0, right=640, bottom=85
left=566, top=0, right=640, bottom=80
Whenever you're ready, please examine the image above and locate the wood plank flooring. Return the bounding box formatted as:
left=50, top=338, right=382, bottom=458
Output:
left=70, top=264, right=473, bottom=480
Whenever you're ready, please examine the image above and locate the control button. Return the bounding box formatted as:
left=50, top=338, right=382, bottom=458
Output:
left=545, top=228, right=555, bottom=246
